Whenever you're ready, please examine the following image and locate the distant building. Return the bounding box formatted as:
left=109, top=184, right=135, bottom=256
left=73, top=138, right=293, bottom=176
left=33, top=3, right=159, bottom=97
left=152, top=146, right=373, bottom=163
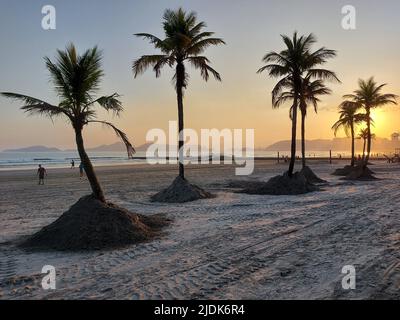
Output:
left=391, top=132, right=399, bottom=141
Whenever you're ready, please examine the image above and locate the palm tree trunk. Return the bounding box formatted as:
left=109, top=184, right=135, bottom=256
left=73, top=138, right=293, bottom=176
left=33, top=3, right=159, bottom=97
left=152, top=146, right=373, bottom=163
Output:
left=288, top=95, right=298, bottom=177
left=364, top=108, right=371, bottom=168
left=301, top=110, right=306, bottom=168
left=362, top=138, right=366, bottom=161
left=176, top=62, right=185, bottom=179
left=350, top=122, right=355, bottom=167
left=75, top=128, right=105, bottom=202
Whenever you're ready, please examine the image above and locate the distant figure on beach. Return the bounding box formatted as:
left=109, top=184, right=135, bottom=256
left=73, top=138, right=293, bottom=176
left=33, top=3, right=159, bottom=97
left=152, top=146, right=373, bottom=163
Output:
left=79, top=162, right=85, bottom=178
left=70, top=160, right=75, bottom=169
left=37, top=164, right=47, bottom=185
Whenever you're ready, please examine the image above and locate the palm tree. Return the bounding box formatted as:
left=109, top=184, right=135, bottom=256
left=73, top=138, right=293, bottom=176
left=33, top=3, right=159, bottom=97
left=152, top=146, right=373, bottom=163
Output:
left=133, top=8, right=225, bottom=179
left=357, top=128, right=375, bottom=161
left=332, top=103, right=365, bottom=166
left=342, top=77, right=397, bottom=167
left=299, top=78, right=333, bottom=168
left=1, top=44, right=134, bottom=203
left=280, top=77, right=333, bottom=168
left=257, top=32, right=338, bottom=176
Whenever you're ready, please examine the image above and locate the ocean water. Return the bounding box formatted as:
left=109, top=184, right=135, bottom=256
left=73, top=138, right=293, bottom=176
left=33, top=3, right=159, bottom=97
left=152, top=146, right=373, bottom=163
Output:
left=0, top=151, right=141, bottom=171
left=0, top=150, right=353, bottom=171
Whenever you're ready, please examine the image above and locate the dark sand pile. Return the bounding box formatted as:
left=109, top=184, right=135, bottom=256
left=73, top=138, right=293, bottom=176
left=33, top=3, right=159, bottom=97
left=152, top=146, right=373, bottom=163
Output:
left=238, top=171, right=318, bottom=195
left=332, top=165, right=377, bottom=180
left=21, top=195, right=170, bottom=251
left=342, top=165, right=378, bottom=181
left=300, top=166, right=327, bottom=184
left=151, top=176, right=214, bottom=203
left=332, top=165, right=375, bottom=176
left=331, top=165, right=354, bottom=176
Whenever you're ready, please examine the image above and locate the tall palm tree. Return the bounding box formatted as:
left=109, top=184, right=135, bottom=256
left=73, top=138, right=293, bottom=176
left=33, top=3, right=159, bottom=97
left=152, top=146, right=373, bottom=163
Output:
left=279, top=77, right=333, bottom=168
left=133, top=8, right=225, bottom=179
left=299, top=78, right=333, bottom=168
left=342, top=77, right=397, bottom=166
left=258, top=32, right=338, bottom=176
left=332, top=103, right=365, bottom=167
left=1, top=44, right=134, bottom=202
left=357, top=128, right=375, bottom=161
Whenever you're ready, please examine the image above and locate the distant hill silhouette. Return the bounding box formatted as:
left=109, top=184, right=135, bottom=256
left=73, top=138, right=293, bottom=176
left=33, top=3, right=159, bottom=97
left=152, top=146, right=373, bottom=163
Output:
left=5, top=137, right=400, bottom=153
left=3, top=145, right=61, bottom=152
left=265, top=137, right=400, bottom=152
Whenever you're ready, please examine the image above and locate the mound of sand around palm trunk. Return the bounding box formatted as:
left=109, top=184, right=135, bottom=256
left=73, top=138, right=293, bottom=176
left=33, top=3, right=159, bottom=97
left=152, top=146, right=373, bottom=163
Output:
left=332, top=165, right=354, bottom=176
left=332, top=165, right=375, bottom=176
left=20, top=195, right=170, bottom=251
left=300, top=166, right=327, bottom=184
left=151, top=176, right=214, bottom=203
left=342, top=165, right=378, bottom=181
left=238, top=171, right=318, bottom=195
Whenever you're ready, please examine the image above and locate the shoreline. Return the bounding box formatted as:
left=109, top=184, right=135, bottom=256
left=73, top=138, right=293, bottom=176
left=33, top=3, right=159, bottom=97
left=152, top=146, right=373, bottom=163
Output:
left=0, top=156, right=390, bottom=173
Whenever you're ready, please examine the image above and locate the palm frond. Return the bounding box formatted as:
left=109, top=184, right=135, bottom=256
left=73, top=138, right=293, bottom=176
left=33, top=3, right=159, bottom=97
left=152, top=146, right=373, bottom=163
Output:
left=186, top=37, right=225, bottom=55
left=85, top=93, right=123, bottom=116
left=132, top=55, right=170, bottom=78
left=88, top=120, right=135, bottom=158
left=1, top=92, right=71, bottom=120
left=187, top=56, right=221, bottom=81
left=134, top=33, right=164, bottom=49
left=306, top=69, right=340, bottom=82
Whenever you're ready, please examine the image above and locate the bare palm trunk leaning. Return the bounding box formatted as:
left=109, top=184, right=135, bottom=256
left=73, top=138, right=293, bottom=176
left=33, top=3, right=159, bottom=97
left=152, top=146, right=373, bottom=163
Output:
left=1, top=44, right=169, bottom=250
left=241, top=32, right=338, bottom=195
left=133, top=8, right=224, bottom=202
left=75, top=127, right=105, bottom=202
left=336, top=77, right=397, bottom=180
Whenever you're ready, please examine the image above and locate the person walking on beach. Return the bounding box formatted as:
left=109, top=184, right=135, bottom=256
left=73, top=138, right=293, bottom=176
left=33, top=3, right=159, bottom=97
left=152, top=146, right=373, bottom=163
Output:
left=37, top=164, right=47, bottom=185
left=79, top=162, right=85, bottom=179
left=70, top=159, right=75, bottom=169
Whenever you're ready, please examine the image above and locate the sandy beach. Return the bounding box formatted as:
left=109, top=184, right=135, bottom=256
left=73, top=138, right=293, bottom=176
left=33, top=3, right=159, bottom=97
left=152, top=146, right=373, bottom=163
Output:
left=0, top=160, right=399, bottom=299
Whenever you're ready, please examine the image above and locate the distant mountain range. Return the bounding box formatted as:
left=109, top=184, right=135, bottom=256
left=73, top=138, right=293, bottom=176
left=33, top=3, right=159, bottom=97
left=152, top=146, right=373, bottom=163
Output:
left=2, top=143, right=151, bottom=153
left=4, top=137, right=400, bottom=153
left=64, top=142, right=153, bottom=152
left=3, top=145, right=62, bottom=152
left=265, top=138, right=400, bottom=152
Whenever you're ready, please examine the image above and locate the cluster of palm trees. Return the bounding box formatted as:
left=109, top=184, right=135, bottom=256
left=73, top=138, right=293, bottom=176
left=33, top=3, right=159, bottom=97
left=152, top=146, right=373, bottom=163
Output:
left=1, top=8, right=398, bottom=205
left=332, top=78, right=397, bottom=168
left=257, top=33, right=339, bottom=176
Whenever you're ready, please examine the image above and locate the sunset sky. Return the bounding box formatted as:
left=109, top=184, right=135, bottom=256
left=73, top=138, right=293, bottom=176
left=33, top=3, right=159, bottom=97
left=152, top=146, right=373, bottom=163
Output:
left=0, top=0, right=399, bottom=150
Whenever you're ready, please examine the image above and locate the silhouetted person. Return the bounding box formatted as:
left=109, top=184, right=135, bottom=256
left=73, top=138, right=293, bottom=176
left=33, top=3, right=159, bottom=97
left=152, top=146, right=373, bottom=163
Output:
left=37, top=164, right=47, bottom=185
left=70, top=160, right=75, bottom=169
